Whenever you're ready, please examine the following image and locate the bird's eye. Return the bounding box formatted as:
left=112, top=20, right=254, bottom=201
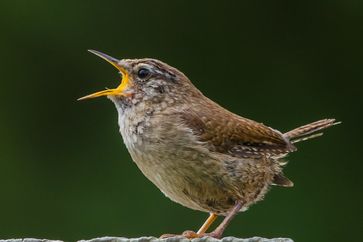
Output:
left=137, top=68, right=150, bottom=79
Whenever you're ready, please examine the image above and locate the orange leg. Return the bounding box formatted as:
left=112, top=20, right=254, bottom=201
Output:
left=161, top=202, right=243, bottom=239
left=197, top=213, right=218, bottom=234
left=183, top=201, right=243, bottom=239
left=160, top=213, right=218, bottom=239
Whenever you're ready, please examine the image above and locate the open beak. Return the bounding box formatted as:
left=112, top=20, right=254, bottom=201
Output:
left=78, top=50, right=130, bottom=101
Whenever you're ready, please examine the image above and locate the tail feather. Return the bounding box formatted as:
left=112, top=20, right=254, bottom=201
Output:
left=284, top=119, right=340, bottom=144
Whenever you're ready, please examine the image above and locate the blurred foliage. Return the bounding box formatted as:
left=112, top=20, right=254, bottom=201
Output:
left=0, top=1, right=361, bottom=242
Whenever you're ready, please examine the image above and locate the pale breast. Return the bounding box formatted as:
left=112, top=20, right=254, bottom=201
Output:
left=117, top=106, right=229, bottom=212
left=115, top=105, right=278, bottom=215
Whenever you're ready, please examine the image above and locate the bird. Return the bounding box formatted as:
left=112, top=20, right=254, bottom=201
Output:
left=79, top=50, right=339, bottom=239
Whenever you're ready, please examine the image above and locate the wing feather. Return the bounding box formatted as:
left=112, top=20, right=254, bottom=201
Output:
left=178, top=103, right=295, bottom=159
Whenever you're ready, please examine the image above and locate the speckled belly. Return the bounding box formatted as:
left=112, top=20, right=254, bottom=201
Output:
left=125, top=140, right=276, bottom=215
left=118, top=110, right=277, bottom=215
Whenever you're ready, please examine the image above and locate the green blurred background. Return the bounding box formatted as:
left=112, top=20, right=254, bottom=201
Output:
left=0, top=1, right=362, bottom=241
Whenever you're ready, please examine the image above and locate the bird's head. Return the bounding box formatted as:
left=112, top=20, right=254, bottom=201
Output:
left=78, top=50, right=198, bottom=108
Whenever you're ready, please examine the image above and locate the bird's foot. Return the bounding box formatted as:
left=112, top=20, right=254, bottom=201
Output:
left=159, top=233, right=179, bottom=239
left=160, top=230, right=222, bottom=239
left=160, top=230, right=199, bottom=239
left=182, top=230, right=201, bottom=238
left=183, top=230, right=223, bottom=239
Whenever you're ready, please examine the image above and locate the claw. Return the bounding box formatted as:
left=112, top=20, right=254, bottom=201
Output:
left=182, top=230, right=200, bottom=238
left=160, top=230, right=222, bottom=239
left=159, top=234, right=180, bottom=239
left=160, top=230, right=203, bottom=239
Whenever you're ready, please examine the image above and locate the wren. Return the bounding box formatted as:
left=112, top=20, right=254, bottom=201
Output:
left=79, top=50, right=339, bottom=239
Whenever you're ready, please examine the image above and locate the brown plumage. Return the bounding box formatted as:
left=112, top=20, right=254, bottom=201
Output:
left=79, top=50, right=340, bottom=239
